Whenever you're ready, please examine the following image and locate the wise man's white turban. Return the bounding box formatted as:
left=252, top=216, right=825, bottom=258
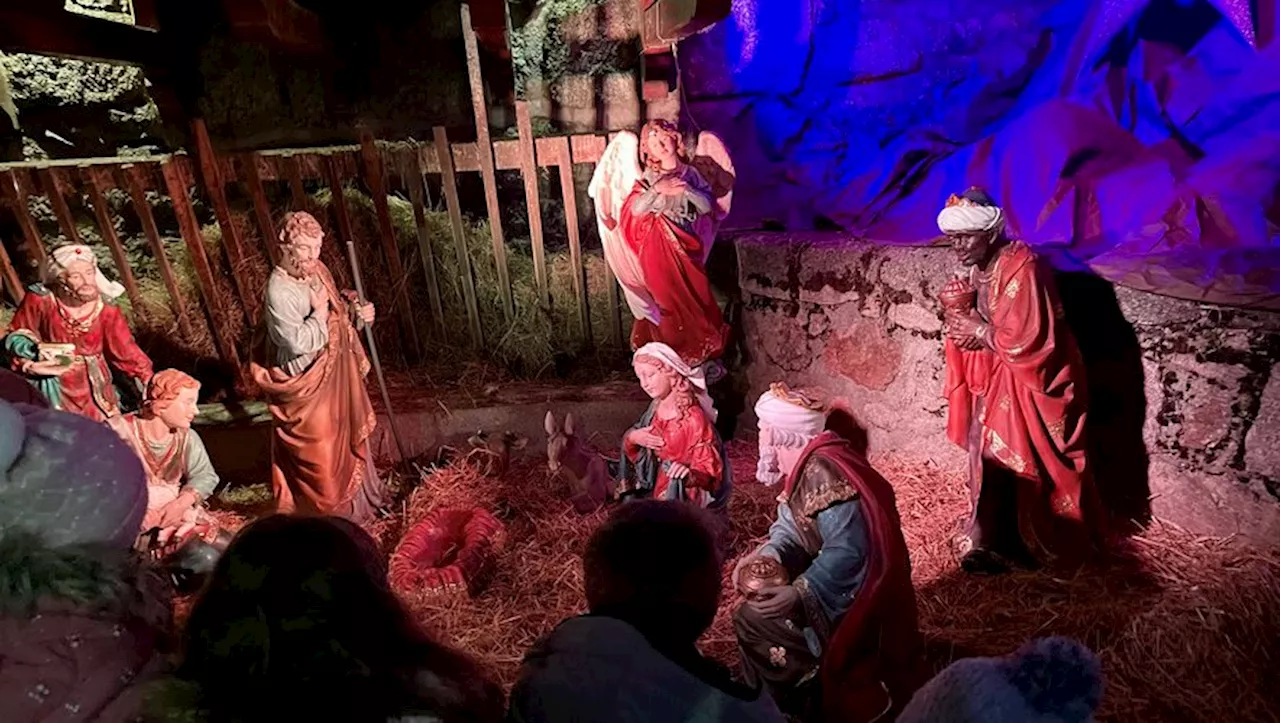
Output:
left=937, top=193, right=1005, bottom=236
left=633, top=342, right=718, bottom=423
left=754, top=382, right=827, bottom=439
left=47, top=245, right=125, bottom=301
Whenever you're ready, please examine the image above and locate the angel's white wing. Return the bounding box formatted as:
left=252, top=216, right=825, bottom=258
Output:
left=688, top=131, right=736, bottom=264
left=692, top=131, right=735, bottom=223
left=588, top=131, right=658, bottom=325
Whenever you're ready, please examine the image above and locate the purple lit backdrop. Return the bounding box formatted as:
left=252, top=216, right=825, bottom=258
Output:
left=677, top=0, right=1280, bottom=308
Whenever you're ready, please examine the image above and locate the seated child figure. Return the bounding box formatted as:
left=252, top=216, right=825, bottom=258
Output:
left=106, top=369, right=221, bottom=553
left=618, top=342, right=731, bottom=510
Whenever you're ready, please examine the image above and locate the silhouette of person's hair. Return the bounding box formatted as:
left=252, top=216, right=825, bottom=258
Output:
left=584, top=500, right=723, bottom=645
left=175, top=514, right=502, bottom=723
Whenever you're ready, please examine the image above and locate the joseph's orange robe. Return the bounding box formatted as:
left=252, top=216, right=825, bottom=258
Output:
left=250, top=265, right=378, bottom=517
left=944, top=242, right=1104, bottom=563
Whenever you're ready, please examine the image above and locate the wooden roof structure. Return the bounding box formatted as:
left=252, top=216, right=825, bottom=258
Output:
left=0, top=0, right=512, bottom=66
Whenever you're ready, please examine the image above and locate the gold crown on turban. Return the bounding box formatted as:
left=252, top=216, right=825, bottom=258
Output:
left=768, top=382, right=826, bottom=412
left=944, top=187, right=986, bottom=208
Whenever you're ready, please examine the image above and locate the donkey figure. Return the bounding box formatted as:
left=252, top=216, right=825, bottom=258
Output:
left=544, top=411, right=613, bottom=514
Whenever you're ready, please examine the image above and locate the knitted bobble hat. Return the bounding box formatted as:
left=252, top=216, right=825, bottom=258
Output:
left=0, top=400, right=148, bottom=550
left=897, top=636, right=1104, bottom=723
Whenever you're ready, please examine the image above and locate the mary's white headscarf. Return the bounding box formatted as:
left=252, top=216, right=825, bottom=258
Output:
left=46, top=245, right=125, bottom=301
left=634, top=342, right=718, bottom=423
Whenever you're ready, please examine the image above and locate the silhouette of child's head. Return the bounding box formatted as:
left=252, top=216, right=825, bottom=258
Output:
left=584, top=501, right=722, bottom=645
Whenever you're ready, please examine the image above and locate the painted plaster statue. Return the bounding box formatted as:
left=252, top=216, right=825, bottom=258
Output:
left=2, top=245, right=153, bottom=420
left=938, top=188, right=1106, bottom=574
left=590, top=119, right=735, bottom=370
left=249, top=211, right=388, bottom=524
left=617, top=342, right=730, bottom=510
left=733, top=384, right=924, bottom=721
left=106, top=369, right=222, bottom=554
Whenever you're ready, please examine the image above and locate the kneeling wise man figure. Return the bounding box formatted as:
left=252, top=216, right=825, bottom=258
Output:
left=734, top=383, right=925, bottom=721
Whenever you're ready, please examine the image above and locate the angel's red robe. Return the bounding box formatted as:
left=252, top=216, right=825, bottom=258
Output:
left=618, top=167, right=729, bottom=367
left=943, top=243, right=1105, bottom=565
left=3, top=286, right=153, bottom=421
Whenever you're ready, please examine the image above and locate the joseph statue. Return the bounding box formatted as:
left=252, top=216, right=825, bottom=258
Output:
left=250, top=211, right=387, bottom=523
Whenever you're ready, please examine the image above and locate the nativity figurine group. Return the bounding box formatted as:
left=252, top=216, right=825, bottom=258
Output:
left=537, top=167, right=1115, bottom=718
left=0, top=106, right=1112, bottom=722
left=0, top=209, right=391, bottom=586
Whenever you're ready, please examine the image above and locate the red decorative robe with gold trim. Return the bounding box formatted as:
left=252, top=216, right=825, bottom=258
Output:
left=3, top=287, right=153, bottom=421
left=943, top=242, right=1105, bottom=562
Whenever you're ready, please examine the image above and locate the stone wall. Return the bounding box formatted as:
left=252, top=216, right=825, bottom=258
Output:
left=0, top=52, right=172, bottom=160
left=733, top=233, right=1280, bottom=540
left=519, top=0, right=678, bottom=133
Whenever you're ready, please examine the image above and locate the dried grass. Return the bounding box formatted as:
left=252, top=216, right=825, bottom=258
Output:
left=196, top=439, right=1278, bottom=722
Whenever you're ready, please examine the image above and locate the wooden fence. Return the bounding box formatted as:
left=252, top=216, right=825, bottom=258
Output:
left=0, top=5, right=628, bottom=385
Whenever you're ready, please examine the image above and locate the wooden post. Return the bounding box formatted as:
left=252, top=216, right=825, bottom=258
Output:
left=358, top=128, right=422, bottom=360
left=433, top=127, right=483, bottom=347
left=119, top=165, right=195, bottom=339
left=190, top=118, right=259, bottom=323
left=160, top=159, right=244, bottom=375
left=515, top=101, right=549, bottom=306
left=604, top=261, right=624, bottom=346
left=400, top=147, right=446, bottom=338
left=461, top=3, right=513, bottom=322
left=550, top=136, right=591, bottom=345
left=284, top=154, right=309, bottom=210
left=38, top=168, right=83, bottom=246
left=241, top=153, right=280, bottom=265
left=81, top=166, right=145, bottom=317
left=322, top=156, right=358, bottom=257
left=0, top=228, right=23, bottom=304
left=0, top=169, right=46, bottom=271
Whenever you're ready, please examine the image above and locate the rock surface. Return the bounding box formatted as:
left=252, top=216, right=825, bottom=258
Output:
left=734, top=232, right=1280, bottom=540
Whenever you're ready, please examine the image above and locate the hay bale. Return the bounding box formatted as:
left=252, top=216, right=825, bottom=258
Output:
left=181, top=426, right=1280, bottom=722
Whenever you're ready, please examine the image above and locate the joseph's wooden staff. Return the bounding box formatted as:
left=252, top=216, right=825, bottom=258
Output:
left=343, top=237, right=409, bottom=466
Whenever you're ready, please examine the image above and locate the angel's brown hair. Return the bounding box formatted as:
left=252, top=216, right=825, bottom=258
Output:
left=639, top=119, right=687, bottom=172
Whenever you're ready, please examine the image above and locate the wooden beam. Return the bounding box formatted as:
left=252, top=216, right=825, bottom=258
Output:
left=551, top=137, right=591, bottom=345
left=160, top=159, right=244, bottom=377
left=0, top=227, right=23, bottom=305
left=434, top=127, right=483, bottom=347
left=571, top=135, right=608, bottom=165
left=191, top=119, right=259, bottom=323
left=516, top=102, right=549, bottom=306
left=398, top=147, right=446, bottom=339
left=358, top=129, right=422, bottom=361
left=604, top=258, right=624, bottom=346
left=81, top=166, right=145, bottom=318
left=240, top=154, right=280, bottom=265
left=0, top=5, right=164, bottom=67
left=222, top=0, right=328, bottom=54
left=461, top=3, right=513, bottom=322
left=119, top=164, right=194, bottom=340
left=0, top=169, right=47, bottom=272
left=284, top=154, right=309, bottom=210
left=38, top=168, right=83, bottom=247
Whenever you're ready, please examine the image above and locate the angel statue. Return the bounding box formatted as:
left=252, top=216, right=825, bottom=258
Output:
left=589, top=119, right=736, bottom=372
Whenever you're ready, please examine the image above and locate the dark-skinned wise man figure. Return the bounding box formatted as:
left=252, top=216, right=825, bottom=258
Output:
left=732, top=383, right=925, bottom=721
left=937, top=188, right=1108, bottom=575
